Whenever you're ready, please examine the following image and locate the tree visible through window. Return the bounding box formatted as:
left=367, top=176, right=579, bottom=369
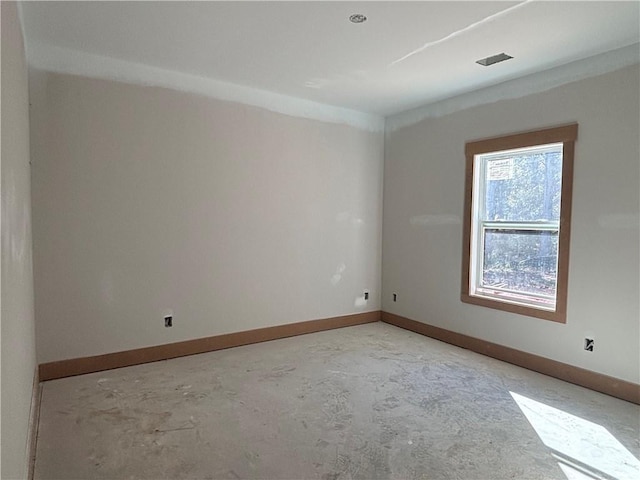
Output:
left=461, top=125, right=578, bottom=322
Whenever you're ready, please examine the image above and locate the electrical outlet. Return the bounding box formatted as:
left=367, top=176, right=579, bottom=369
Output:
left=584, top=338, right=594, bottom=352
left=393, top=293, right=398, bottom=302
left=364, top=290, right=369, bottom=300
left=164, top=316, right=173, bottom=328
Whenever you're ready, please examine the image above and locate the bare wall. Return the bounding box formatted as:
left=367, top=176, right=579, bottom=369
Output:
left=383, top=65, right=640, bottom=384
left=30, top=72, right=384, bottom=364
left=1, top=2, right=38, bottom=477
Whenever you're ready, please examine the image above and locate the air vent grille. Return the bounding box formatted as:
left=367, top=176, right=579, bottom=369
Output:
left=476, top=53, right=513, bottom=67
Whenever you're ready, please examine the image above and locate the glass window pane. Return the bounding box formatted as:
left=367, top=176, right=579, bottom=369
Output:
left=482, top=229, right=558, bottom=299
left=483, top=148, right=562, bottom=222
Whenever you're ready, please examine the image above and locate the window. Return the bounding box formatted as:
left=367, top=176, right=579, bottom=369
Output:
left=461, top=124, right=578, bottom=322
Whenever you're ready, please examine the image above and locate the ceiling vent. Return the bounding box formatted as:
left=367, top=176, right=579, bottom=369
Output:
left=476, top=53, right=513, bottom=66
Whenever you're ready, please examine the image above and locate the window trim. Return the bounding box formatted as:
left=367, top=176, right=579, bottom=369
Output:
left=461, top=124, right=578, bottom=323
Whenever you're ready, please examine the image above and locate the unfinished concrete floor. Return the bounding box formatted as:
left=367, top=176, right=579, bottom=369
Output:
left=34, top=322, right=639, bottom=480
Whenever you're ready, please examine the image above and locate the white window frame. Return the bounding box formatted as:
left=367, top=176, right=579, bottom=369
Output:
left=461, top=124, right=578, bottom=323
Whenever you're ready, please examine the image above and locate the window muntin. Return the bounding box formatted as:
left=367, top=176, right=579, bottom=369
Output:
left=461, top=124, right=577, bottom=323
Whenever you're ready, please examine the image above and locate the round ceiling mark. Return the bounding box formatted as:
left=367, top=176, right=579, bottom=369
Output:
left=349, top=14, right=367, bottom=24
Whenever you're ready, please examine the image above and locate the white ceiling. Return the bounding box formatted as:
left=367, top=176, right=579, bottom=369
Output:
left=20, top=1, right=640, bottom=117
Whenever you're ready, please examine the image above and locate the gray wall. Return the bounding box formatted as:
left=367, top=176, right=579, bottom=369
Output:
left=1, top=2, right=38, bottom=478
left=383, top=65, right=640, bottom=383
left=30, top=72, right=384, bottom=364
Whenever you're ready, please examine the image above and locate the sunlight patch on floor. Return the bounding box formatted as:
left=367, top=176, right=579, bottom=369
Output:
left=510, top=391, right=640, bottom=480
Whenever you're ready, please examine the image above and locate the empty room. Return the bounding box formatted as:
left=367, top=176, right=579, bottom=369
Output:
left=2, top=1, right=639, bottom=479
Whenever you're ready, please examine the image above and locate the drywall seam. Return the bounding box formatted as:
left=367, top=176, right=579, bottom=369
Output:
left=16, top=1, right=29, bottom=60
left=27, top=368, right=41, bottom=480
left=386, top=43, right=640, bottom=132
left=26, top=43, right=385, bottom=133
left=390, top=0, right=533, bottom=66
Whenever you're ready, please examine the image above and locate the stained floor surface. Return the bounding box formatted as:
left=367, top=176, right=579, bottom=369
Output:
left=34, top=322, right=640, bottom=479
